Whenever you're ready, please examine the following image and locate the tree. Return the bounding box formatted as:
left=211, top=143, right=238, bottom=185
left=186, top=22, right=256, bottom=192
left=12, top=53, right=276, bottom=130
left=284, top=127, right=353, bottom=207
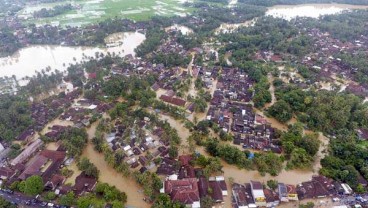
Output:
left=45, top=191, right=56, bottom=201
left=298, top=133, right=320, bottom=157
left=200, top=196, right=214, bottom=208
left=267, top=180, right=278, bottom=190
left=287, top=148, right=313, bottom=169
left=59, top=192, right=75, bottom=206
left=77, top=157, right=100, bottom=178
left=168, top=146, right=179, bottom=158
left=299, top=202, right=314, bottom=208
left=23, top=175, right=44, bottom=196
left=0, top=196, right=16, bottom=208
left=111, top=200, right=124, bottom=208
left=254, top=152, right=283, bottom=176
left=268, top=100, right=292, bottom=123
left=77, top=195, right=93, bottom=208
left=152, top=194, right=184, bottom=208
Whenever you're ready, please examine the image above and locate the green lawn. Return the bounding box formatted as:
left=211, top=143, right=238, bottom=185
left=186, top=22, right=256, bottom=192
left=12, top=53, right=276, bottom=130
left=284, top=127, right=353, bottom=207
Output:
left=20, top=0, right=197, bottom=27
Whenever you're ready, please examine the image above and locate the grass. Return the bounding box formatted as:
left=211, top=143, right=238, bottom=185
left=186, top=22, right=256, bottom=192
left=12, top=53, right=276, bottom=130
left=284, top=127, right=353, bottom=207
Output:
left=20, top=0, right=198, bottom=27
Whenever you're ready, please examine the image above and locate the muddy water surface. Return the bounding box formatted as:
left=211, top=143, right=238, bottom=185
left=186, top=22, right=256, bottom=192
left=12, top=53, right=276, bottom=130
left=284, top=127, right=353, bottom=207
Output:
left=0, top=32, right=145, bottom=79
left=266, top=3, right=368, bottom=20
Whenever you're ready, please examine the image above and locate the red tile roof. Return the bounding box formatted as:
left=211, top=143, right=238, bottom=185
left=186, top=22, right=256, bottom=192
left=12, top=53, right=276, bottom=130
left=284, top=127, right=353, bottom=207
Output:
left=179, top=155, right=192, bottom=166
left=165, top=178, right=200, bottom=205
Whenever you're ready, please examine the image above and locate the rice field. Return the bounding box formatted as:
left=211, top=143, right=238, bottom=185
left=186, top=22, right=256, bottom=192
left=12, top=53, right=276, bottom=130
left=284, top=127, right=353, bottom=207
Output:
left=19, top=0, right=196, bottom=27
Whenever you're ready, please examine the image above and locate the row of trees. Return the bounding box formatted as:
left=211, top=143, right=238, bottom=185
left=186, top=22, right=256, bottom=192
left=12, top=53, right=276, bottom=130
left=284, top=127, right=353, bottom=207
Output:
left=33, top=4, right=73, bottom=18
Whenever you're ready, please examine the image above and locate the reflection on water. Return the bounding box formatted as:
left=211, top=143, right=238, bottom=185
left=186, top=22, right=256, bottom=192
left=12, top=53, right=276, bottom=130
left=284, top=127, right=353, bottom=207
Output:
left=266, top=4, right=368, bottom=20
left=0, top=32, right=145, bottom=79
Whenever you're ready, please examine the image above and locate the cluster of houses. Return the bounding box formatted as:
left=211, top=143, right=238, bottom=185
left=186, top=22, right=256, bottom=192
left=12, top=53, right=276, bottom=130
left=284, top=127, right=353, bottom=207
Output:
left=59, top=98, right=114, bottom=128
left=160, top=155, right=228, bottom=208
left=15, top=89, right=82, bottom=144
left=301, top=28, right=368, bottom=94
left=232, top=175, right=357, bottom=208
left=102, top=118, right=172, bottom=173
left=0, top=140, right=97, bottom=197
left=203, top=67, right=281, bottom=152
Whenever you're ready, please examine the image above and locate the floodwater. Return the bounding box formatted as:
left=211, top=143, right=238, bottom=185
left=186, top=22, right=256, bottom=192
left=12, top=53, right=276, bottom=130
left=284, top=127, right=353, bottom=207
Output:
left=165, top=24, right=193, bottom=35
left=81, top=120, right=149, bottom=208
left=264, top=73, right=276, bottom=108
left=228, top=0, right=238, bottom=8
left=0, top=32, right=145, bottom=79
left=215, top=19, right=256, bottom=34
left=266, top=4, right=368, bottom=20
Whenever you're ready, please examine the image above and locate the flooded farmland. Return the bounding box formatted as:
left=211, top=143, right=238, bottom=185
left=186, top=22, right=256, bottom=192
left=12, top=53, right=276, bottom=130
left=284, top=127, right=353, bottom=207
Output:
left=266, top=3, right=368, bottom=20
left=0, top=32, right=145, bottom=79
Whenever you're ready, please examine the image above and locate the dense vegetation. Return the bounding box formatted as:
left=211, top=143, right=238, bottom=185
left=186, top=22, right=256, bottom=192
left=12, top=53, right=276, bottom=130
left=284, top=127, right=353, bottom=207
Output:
left=269, top=83, right=368, bottom=133
left=0, top=95, right=32, bottom=141
left=33, top=4, right=73, bottom=18
left=60, top=127, right=88, bottom=157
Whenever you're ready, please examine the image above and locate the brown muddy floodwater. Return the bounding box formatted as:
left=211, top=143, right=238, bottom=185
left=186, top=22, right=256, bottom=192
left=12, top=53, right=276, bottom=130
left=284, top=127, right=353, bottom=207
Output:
left=0, top=32, right=145, bottom=79
left=215, top=18, right=256, bottom=34
left=266, top=3, right=368, bottom=20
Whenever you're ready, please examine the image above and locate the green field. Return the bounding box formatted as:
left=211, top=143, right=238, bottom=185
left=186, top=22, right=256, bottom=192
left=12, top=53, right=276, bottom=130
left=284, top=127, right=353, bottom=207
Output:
left=18, top=0, right=197, bottom=27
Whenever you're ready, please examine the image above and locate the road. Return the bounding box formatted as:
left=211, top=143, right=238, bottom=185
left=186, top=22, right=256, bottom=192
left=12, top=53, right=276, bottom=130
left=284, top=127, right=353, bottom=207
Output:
left=0, top=189, right=60, bottom=208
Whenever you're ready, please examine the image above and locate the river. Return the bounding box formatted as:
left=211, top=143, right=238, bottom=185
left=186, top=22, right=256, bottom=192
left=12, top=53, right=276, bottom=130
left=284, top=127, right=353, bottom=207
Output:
left=0, top=32, right=145, bottom=79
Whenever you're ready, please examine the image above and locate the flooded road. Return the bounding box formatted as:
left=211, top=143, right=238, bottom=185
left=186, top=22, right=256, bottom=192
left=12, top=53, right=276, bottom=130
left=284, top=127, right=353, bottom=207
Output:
left=264, top=73, right=276, bottom=109
left=0, top=32, right=145, bottom=79
left=266, top=3, right=368, bottom=20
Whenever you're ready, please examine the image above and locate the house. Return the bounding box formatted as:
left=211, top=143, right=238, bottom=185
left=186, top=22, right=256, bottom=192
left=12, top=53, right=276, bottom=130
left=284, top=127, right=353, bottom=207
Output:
left=286, top=184, right=298, bottom=201
left=250, top=181, right=266, bottom=207
left=231, top=183, right=256, bottom=208
left=357, top=128, right=368, bottom=140
left=164, top=178, right=200, bottom=208
left=45, top=174, right=66, bottom=191
left=296, top=176, right=332, bottom=199
left=264, top=188, right=280, bottom=207
left=278, top=183, right=288, bottom=202
left=208, top=176, right=228, bottom=203
left=18, top=155, right=48, bottom=180
left=11, top=139, right=43, bottom=166
left=16, top=129, right=35, bottom=142
left=341, top=183, right=353, bottom=195
left=179, top=155, right=192, bottom=166
left=0, top=167, right=16, bottom=180
left=0, top=143, right=4, bottom=153
left=73, top=172, right=97, bottom=195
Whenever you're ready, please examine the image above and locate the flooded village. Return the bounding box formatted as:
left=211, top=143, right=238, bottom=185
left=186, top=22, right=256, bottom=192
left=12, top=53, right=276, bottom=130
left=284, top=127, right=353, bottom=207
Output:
left=1, top=0, right=368, bottom=208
